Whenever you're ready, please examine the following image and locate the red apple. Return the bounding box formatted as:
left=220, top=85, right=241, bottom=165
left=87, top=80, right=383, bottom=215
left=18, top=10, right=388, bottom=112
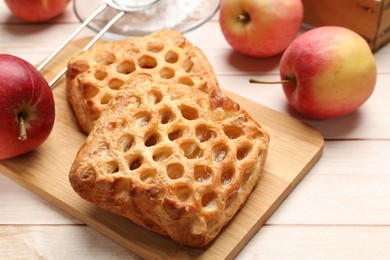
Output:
left=0, top=54, right=55, bottom=159
left=278, top=26, right=377, bottom=119
left=219, top=0, right=304, bottom=57
left=4, top=0, right=70, bottom=22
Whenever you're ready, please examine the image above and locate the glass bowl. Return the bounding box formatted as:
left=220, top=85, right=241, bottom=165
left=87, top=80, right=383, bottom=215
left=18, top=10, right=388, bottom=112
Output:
left=73, top=0, right=220, bottom=39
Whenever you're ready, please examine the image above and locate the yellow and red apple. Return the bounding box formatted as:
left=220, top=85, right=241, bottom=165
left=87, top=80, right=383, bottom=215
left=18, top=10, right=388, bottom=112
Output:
left=4, top=0, right=70, bottom=22
left=0, top=54, right=55, bottom=159
left=279, top=26, right=377, bottom=119
left=219, top=0, right=304, bottom=57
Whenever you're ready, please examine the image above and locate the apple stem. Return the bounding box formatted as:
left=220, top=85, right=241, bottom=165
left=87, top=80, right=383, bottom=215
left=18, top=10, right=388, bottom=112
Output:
left=249, top=78, right=291, bottom=84
left=18, top=114, right=27, bottom=141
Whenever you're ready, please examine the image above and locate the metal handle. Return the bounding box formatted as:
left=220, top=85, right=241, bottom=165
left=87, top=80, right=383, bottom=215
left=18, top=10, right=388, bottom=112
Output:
left=38, top=3, right=125, bottom=87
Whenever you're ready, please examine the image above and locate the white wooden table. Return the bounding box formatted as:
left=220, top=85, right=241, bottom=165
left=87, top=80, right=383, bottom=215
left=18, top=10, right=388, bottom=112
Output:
left=1, top=1, right=389, bottom=259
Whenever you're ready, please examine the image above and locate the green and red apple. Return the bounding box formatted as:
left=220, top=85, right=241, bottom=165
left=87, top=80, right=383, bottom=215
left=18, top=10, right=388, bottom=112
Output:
left=252, top=26, right=377, bottom=119
left=279, top=26, right=377, bottom=119
left=0, top=54, right=55, bottom=159
left=219, top=0, right=304, bottom=57
left=4, top=0, right=70, bottom=22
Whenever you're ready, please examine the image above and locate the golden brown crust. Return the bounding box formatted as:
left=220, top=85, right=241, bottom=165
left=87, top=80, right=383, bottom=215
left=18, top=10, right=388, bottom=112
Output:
left=69, top=75, right=269, bottom=247
left=66, top=29, right=220, bottom=134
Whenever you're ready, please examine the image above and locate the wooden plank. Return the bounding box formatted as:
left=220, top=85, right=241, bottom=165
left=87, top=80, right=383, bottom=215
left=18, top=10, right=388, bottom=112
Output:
left=267, top=140, right=390, bottom=225
left=0, top=38, right=323, bottom=259
left=3, top=21, right=390, bottom=73
left=217, top=74, right=390, bottom=140
left=0, top=225, right=390, bottom=260
left=240, top=225, right=390, bottom=259
left=0, top=225, right=137, bottom=259
left=3, top=140, right=390, bottom=226
left=2, top=225, right=389, bottom=259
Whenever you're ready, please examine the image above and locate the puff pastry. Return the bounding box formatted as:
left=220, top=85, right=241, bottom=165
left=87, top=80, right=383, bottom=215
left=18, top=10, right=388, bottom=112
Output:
left=69, top=75, right=269, bottom=247
left=66, top=29, right=219, bottom=133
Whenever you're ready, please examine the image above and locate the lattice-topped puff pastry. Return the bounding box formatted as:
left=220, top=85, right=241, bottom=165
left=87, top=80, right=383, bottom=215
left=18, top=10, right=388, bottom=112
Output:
left=66, top=29, right=220, bottom=134
left=69, top=75, right=270, bottom=247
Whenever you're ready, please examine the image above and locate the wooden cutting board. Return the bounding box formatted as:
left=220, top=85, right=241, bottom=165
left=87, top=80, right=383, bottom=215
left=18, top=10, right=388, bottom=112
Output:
left=0, top=38, right=324, bottom=259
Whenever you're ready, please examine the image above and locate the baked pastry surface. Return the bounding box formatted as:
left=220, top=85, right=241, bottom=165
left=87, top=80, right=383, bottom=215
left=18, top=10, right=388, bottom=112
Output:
left=69, top=75, right=270, bottom=247
left=66, top=29, right=219, bottom=133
